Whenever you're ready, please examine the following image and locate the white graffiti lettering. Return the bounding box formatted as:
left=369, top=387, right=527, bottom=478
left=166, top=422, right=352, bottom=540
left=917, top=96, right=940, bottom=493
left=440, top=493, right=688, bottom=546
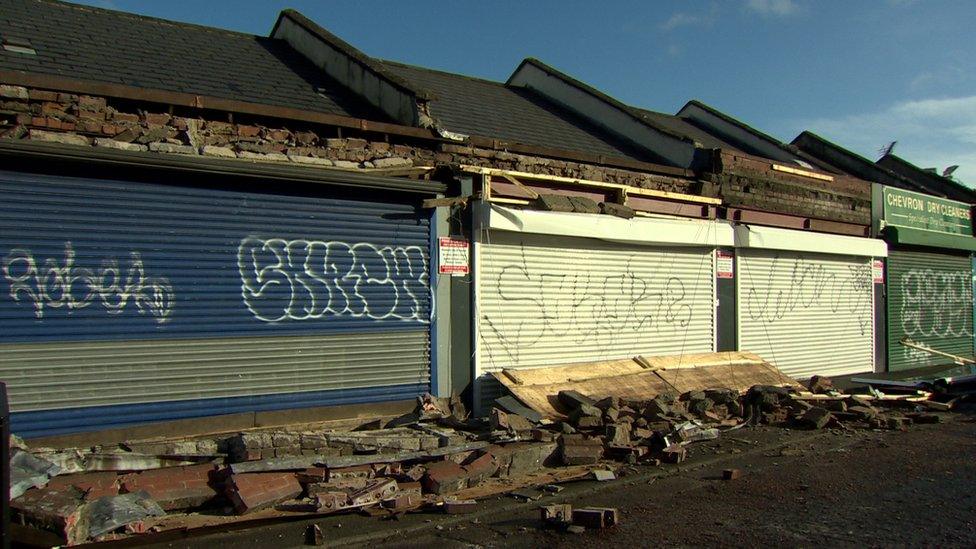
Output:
left=237, top=237, right=429, bottom=324
left=1, top=242, right=174, bottom=323
left=899, top=269, right=973, bottom=364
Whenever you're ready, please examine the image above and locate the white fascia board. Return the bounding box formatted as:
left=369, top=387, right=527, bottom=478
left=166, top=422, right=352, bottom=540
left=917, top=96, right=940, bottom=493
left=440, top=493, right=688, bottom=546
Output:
left=476, top=202, right=733, bottom=247
left=509, top=63, right=696, bottom=168
left=678, top=103, right=796, bottom=164
left=734, top=224, right=888, bottom=257
left=273, top=17, right=418, bottom=126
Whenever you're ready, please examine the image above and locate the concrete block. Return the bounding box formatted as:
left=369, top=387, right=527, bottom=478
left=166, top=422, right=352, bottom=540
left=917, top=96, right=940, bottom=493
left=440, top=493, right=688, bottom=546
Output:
left=491, top=442, right=559, bottom=477
left=798, top=407, right=832, bottom=430
left=599, top=202, right=635, bottom=219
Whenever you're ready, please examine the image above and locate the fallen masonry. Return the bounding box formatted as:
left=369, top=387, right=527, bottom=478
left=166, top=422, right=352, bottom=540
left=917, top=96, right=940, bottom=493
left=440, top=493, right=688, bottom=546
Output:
left=6, top=355, right=972, bottom=545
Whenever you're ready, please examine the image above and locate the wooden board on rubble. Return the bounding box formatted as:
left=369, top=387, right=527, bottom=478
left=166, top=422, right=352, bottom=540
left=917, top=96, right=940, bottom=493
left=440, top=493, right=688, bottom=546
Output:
left=638, top=351, right=768, bottom=370
left=659, top=360, right=804, bottom=395
left=493, top=352, right=803, bottom=419
left=452, top=465, right=593, bottom=500
left=491, top=366, right=673, bottom=419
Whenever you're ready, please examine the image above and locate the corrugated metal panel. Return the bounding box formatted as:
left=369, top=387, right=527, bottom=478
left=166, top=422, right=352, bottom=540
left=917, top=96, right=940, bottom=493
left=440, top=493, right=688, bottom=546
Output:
left=0, top=170, right=431, bottom=432
left=738, top=250, right=874, bottom=378
left=476, top=230, right=715, bottom=407
left=887, top=249, right=973, bottom=371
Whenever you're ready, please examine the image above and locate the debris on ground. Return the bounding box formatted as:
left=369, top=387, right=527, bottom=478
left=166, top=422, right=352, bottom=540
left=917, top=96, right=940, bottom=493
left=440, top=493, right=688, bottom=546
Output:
left=7, top=353, right=970, bottom=545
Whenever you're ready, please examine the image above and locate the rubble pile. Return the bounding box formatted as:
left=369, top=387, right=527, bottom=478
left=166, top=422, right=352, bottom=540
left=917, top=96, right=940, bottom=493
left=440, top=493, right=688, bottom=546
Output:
left=6, top=376, right=967, bottom=544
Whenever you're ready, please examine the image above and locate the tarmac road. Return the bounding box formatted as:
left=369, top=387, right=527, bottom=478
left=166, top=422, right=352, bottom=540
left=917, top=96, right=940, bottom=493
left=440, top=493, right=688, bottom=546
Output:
left=145, top=414, right=976, bottom=549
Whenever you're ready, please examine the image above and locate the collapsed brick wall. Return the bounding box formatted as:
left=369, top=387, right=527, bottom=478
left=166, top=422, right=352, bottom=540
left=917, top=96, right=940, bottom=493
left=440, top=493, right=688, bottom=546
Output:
left=0, top=84, right=696, bottom=195
left=711, top=151, right=872, bottom=225
left=708, top=173, right=871, bottom=225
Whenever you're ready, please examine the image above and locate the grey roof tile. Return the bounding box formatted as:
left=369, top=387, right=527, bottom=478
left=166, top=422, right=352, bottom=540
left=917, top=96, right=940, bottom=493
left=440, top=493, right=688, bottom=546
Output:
left=380, top=60, right=650, bottom=162
left=0, top=0, right=388, bottom=120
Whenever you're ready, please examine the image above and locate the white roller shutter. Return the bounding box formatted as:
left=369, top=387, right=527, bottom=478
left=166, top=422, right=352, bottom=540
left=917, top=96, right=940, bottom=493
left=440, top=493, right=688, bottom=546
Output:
left=475, top=230, right=716, bottom=405
left=737, top=249, right=874, bottom=379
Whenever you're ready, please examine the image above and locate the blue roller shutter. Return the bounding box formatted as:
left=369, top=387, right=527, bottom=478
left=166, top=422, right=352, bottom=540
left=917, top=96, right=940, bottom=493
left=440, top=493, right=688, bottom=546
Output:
left=0, top=170, right=432, bottom=437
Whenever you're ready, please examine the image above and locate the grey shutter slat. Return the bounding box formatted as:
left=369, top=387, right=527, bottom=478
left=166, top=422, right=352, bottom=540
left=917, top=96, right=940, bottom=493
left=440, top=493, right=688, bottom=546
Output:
left=738, top=249, right=874, bottom=378
left=476, top=230, right=715, bottom=409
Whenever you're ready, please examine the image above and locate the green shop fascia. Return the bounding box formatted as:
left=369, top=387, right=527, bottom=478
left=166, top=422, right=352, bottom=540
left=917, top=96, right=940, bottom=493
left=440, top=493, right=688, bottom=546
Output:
left=873, top=185, right=976, bottom=372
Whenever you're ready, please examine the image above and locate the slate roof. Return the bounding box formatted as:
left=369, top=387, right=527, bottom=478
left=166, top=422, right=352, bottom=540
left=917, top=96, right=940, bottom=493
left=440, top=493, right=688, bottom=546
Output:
left=379, top=60, right=651, bottom=162
left=0, top=0, right=387, bottom=120
left=629, top=107, right=741, bottom=151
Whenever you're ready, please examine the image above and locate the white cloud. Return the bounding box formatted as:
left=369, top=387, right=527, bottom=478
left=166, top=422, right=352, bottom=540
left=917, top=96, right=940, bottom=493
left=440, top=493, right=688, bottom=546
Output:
left=793, top=95, right=976, bottom=187
left=745, top=0, right=800, bottom=16
left=660, top=13, right=700, bottom=31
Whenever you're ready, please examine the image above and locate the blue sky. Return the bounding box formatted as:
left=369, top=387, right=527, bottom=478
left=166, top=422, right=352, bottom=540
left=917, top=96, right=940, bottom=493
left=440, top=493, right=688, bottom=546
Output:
left=75, top=0, right=976, bottom=186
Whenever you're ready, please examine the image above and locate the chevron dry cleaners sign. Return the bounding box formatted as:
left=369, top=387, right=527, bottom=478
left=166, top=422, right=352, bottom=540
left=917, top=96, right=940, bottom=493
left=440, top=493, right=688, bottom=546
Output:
left=883, top=187, right=973, bottom=235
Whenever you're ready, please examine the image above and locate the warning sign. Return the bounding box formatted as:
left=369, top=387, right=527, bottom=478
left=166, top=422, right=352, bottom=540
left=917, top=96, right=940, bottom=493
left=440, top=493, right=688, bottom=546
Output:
left=872, top=259, right=884, bottom=284
left=715, top=250, right=734, bottom=279
left=438, top=237, right=469, bottom=276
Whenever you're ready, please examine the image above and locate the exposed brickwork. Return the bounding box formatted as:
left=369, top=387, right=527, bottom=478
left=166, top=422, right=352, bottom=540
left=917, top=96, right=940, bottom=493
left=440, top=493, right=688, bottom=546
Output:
left=0, top=84, right=872, bottom=225
left=0, top=85, right=696, bottom=191
left=710, top=173, right=870, bottom=225
left=225, top=472, right=303, bottom=514
left=10, top=485, right=89, bottom=545
left=120, top=464, right=219, bottom=510
left=45, top=471, right=122, bottom=501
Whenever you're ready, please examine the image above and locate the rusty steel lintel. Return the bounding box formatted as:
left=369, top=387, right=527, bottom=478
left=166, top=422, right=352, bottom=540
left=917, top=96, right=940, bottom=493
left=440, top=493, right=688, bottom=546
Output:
left=465, top=135, right=693, bottom=178
left=725, top=208, right=869, bottom=237
left=808, top=218, right=870, bottom=237
left=628, top=195, right=714, bottom=219
left=727, top=208, right=808, bottom=230
left=0, top=70, right=441, bottom=140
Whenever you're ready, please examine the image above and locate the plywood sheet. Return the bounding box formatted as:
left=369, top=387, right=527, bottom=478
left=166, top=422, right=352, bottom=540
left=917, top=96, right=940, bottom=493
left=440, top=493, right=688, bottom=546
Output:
left=492, top=369, right=674, bottom=419
left=493, top=352, right=802, bottom=419
left=638, top=351, right=767, bottom=370
left=656, top=361, right=803, bottom=394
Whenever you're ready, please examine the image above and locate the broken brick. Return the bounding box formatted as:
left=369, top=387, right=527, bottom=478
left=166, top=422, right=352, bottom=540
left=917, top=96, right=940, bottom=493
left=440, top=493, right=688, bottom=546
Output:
left=422, top=460, right=468, bottom=495
left=120, top=463, right=218, bottom=510
left=11, top=485, right=88, bottom=545
left=46, top=471, right=121, bottom=501
left=572, top=507, right=619, bottom=529
left=225, top=472, right=302, bottom=514
left=798, top=407, right=833, bottom=430
left=807, top=375, right=834, bottom=394
left=722, top=469, right=742, bottom=480
left=462, top=452, right=498, bottom=485
left=540, top=503, right=573, bottom=526
left=443, top=499, right=477, bottom=514
left=660, top=444, right=686, bottom=464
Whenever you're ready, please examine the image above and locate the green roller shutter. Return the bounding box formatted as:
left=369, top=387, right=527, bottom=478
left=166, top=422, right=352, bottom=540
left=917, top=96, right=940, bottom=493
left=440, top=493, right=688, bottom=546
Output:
left=886, top=249, right=974, bottom=371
